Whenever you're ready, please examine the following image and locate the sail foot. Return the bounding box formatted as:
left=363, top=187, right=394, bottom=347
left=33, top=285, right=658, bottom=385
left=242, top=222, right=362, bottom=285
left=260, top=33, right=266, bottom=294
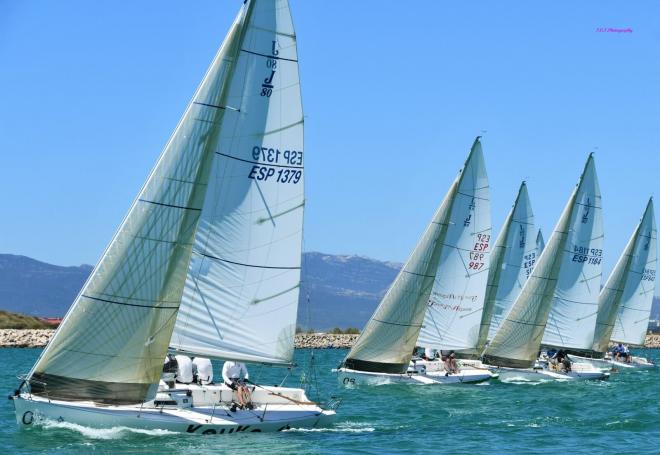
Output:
left=342, top=358, right=408, bottom=374
left=29, top=372, right=158, bottom=405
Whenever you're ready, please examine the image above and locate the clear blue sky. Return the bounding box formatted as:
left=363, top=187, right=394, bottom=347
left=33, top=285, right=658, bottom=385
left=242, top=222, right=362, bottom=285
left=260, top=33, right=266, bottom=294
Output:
left=1, top=1, right=659, bottom=289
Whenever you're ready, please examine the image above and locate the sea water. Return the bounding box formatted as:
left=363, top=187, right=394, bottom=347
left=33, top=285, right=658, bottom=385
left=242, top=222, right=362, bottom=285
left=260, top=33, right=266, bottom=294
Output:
left=1, top=348, right=658, bottom=454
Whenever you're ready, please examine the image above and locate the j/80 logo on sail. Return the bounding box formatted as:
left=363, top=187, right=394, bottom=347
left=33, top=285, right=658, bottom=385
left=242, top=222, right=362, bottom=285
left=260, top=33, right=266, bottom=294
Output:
left=261, top=41, right=279, bottom=97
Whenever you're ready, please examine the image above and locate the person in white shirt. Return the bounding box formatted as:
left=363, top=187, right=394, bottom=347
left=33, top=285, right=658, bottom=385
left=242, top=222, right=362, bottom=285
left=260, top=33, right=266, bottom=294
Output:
left=222, top=361, right=252, bottom=409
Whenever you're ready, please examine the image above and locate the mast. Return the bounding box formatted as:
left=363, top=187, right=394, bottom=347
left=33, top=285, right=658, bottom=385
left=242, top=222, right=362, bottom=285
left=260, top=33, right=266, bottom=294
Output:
left=483, top=154, right=599, bottom=368
left=27, top=1, right=258, bottom=405
left=475, top=182, right=538, bottom=354
left=608, top=198, right=657, bottom=347
left=342, top=138, right=483, bottom=373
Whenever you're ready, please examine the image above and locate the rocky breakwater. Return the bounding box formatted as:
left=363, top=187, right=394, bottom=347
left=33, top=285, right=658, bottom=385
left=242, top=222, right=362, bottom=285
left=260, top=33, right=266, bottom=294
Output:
left=0, top=329, right=54, bottom=348
left=294, top=333, right=359, bottom=349
left=1, top=329, right=658, bottom=349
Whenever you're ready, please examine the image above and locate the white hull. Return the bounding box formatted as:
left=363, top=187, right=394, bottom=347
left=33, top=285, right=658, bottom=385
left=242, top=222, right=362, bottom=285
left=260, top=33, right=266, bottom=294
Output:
left=335, top=367, right=496, bottom=386
left=490, top=363, right=610, bottom=382
left=12, top=384, right=335, bottom=434
left=569, top=354, right=656, bottom=371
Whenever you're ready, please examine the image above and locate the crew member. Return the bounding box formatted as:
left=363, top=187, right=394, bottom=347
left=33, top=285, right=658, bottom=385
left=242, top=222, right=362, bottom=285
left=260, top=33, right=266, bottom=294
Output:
left=222, top=361, right=253, bottom=409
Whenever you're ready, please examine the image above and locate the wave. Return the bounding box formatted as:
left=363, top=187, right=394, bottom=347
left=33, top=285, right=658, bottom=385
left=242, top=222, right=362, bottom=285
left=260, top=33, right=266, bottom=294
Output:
left=284, top=422, right=375, bottom=433
left=37, top=419, right=177, bottom=440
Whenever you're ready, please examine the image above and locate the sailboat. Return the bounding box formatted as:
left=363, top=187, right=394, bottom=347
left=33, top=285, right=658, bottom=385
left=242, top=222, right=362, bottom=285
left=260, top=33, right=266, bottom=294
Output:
left=482, top=154, right=609, bottom=381
left=335, top=138, right=497, bottom=385
left=577, top=198, right=656, bottom=370
left=474, top=182, right=541, bottom=355
left=12, top=0, right=336, bottom=433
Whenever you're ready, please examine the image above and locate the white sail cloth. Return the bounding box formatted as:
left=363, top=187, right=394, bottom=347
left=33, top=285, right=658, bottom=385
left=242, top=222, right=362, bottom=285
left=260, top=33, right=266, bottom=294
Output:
left=477, top=182, right=538, bottom=352
left=483, top=155, right=600, bottom=368
left=416, top=142, right=491, bottom=356
left=344, top=138, right=484, bottom=373
left=609, top=199, right=657, bottom=346
left=27, top=6, right=246, bottom=404
left=170, top=0, right=304, bottom=365
left=541, top=158, right=604, bottom=352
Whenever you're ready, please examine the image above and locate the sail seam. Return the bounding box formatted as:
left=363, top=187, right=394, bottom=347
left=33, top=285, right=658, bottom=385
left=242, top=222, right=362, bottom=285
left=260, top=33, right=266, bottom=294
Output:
left=241, top=48, right=298, bottom=62
left=193, top=101, right=240, bottom=112
left=138, top=199, right=202, bottom=211
left=82, top=295, right=179, bottom=309
left=194, top=250, right=301, bottom=269
left=372, top=318, right=423, bottom=328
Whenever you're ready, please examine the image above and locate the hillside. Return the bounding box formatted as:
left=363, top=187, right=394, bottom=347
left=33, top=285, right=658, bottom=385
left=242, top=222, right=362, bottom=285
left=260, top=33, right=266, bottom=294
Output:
left=0, top=310, right=53, bottom=329
left=0, top=253, right=658, bottom=331
left=0, top=254, right=92, bottom=316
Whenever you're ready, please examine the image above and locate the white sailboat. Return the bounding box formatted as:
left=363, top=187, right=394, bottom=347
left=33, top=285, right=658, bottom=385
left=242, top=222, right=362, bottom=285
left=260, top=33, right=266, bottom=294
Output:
left=475, top=182, right=540, bottom=354
left=577, top=199, right=656, bottom=370
left=335, top=138, right=497, bottom=386
left=482, top=154, right=609, bottom=381
left=12, top=0, right=335, bottom=433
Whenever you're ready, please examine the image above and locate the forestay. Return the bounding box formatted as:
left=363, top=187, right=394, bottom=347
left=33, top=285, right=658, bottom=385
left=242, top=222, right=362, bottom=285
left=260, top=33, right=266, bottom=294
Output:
left=476, top=182, right=538, bottom=353
left=343, top=138, right=484, bottom=373
left=609, top=199, right=657, bottom=347
left=542, top=157, right=603, bottom=353
left=416, top=140, right=490, bottom=356
left=27, top=2, right=250, bottom=404
left=170, top=0, right=304, bottom=365
left=483, top=155, right=599, bottom=368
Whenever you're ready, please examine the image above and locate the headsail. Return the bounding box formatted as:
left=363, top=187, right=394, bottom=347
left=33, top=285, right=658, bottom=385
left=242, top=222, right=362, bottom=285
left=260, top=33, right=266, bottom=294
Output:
left=476, top=182, right=538, bottom=353
left=541, top=157, right=603, bottom=353
left=169, top=0, right=304, bottom=366
left=537, top=229, right=545, bottom=255
left=342, top=138, right=484, bottom=373
left=27, top=2, right=253, bottom=404
left=483, top=154, right=600, bottom=368
left=607, top=199, right=657, bottom=347
left=416, top=142, right=491, bottom=356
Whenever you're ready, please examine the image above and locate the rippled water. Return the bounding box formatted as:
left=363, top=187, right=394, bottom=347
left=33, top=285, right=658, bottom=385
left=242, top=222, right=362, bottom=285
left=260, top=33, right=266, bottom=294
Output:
left=2, top=348, right=659, bottom=454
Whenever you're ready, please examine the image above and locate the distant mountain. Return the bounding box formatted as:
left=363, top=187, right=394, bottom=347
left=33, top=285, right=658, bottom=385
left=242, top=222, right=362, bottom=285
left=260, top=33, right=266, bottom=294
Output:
left=1, top=252, right=658, bottom=331
left=299, top=252, right=401, bottom=330
left=0, top=255, right=92, bottom=317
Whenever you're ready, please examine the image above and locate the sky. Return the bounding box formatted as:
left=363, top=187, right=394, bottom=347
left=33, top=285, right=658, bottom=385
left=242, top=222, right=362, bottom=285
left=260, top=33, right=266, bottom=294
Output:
left=1, top=1, right=659, bottom=289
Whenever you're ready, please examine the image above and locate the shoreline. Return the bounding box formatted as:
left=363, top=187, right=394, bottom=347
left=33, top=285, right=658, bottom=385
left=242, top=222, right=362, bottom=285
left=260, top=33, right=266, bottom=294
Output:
left=0, top=329, right=658, bottom=350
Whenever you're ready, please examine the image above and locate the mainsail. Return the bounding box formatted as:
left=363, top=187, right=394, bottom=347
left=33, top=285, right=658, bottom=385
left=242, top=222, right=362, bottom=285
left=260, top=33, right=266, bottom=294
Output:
left=416, top=142, right=491, bottom=356
left=27, top=0, right=280, bottom=405
left=607, top=199, right=657, bottom=347
left=483, top=154, right=600, bottom=368
left=342, top=138, right=484, bottom=373
left=476, top=182, right=538, bottom=353
left=541, top=157, right=603, bottom=353
left=169, top=0, right=304, bottom=365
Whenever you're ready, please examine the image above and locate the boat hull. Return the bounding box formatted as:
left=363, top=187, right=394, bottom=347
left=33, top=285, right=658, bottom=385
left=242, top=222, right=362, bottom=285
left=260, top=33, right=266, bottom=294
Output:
left=335, top=367, right=496, bottom=386
left=490, top=365, right=610, bottom=382
left=12, top=392, right=335, bottom=434
left=568, top=354, right=655, bottom=371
